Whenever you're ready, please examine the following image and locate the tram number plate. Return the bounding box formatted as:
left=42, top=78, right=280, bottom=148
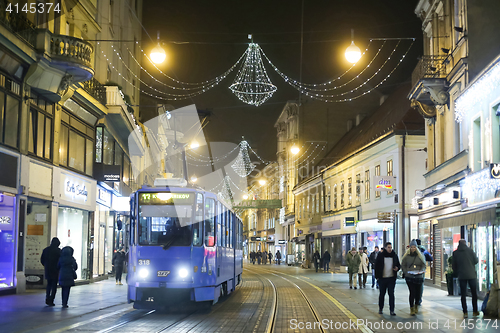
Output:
left=157, top=271, right=170, bottom=277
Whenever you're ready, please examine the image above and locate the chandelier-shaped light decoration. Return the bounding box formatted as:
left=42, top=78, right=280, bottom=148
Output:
left=229, top=43, right=277, bottom=106
left=231, top=140, right=255, bottom=177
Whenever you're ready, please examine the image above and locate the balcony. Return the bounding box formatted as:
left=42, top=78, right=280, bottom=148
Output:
left=0, top=0, right=37, bottom=47
left=408, top=56, right=449, bottom=118
left=82, top=77, right=106, bottom=105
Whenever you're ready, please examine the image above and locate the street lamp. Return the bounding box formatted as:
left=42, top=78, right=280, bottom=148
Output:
left=190, top=175, right=197, bottom=183
left=243, top=194, right=249, bottom=200
left=258, top=179, right=266, bottom=186
left=345, top=29, right=361, bottom=64
left=189, top=141, right=200, bottom=149
left=291, top=145, right=300, bottom=155
left=150, top=31, right=166, bottom=64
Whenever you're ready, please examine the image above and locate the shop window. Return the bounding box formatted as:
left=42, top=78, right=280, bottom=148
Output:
left=365, top=170, right=370, bottom=200
left=347, top=178, right=352, bottom=206
left=340, top=181, right=344, bottom=208
left=419, top=221, right=432, bottom=280
left=205, top=198, right=215, bottom=247
left=387, top=160, right=393, bottom=195
left=375, top=165, right=381, bottom=198
left=441, top=226, right=461, bottom=282
left=0, top=193, right=16, bottom=290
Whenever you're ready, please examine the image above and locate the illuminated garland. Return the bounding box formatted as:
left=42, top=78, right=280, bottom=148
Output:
left=231, top=140, right=256, bottom=177
left=229, top=43, right=277, bottom=106
left=455, top=61, right=500, bottom=122
left=461, top=168, right=500, bottom=200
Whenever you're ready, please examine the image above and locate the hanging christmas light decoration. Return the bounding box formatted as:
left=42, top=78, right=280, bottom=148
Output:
left=231, top=140, right=256, bottom=177
left=229, top=43, right=277, bottom=106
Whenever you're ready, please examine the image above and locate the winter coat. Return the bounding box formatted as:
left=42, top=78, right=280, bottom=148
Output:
left=313, top=252, right=321, bottom=265
left=323, top=251, right=331, bottom=263
left=452, top=243, right=479, bottom=280
left=41, top=238, right=61, bottom=280
left=358, top=252, right=369, bottom=274
left=112, top=251, right=126, bottom=268
left=418, top=245, right=434, bottom=261
left=276, top=251, right=282, bottom=259
left=346, top=251, right=361, bottom=274
left=58, top=246, right=78, bottom=287
left=369, top=251, right=379, bottom=269
left=401, top=248, right=426, bottom=282
left=375, top=249, right=400, bottom=280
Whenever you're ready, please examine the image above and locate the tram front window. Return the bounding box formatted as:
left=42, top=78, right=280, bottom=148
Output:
left=138, top=204, right=194, bottom=247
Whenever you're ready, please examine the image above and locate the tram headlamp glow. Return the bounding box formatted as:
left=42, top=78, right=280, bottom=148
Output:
left=179, top=268, right=189, bottom=278
left=138, top=268, right=149, bottom=278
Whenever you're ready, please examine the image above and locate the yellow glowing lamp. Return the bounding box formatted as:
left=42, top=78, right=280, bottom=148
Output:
left=291, top=145, right=300, bottom=155
left=150, top=44, right=166, bottom=64
left=345, top=41, right=361, bottom=63
left=243, top=194, right=249, bottom=200
left=189, top=141, right=200, bottom=149
left=258, top=179, right=266, bottom=186
left=190, top=175, right=197, bottom=183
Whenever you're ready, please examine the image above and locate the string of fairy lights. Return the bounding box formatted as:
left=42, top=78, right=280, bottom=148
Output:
left=102, top=36, right=415, bottom=106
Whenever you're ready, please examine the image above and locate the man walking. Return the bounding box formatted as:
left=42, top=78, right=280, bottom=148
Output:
left=313, top=250, right=321, bottom=272
left=369, top=246, right=380, bottom=288
left=452, top=239, right=480, bottom=318
left=375, top=242, right=400, bottom=315
left=323, top=250, right=331, bottom=272
left=358, top=247, right=369, bottom=288
left=112, top=248, right=127, bottom=285
left=276, top=250, right=281, bottom=265
left=41, top=237, right=61, bottom=306
left=347, top=247, right=361, bottom=289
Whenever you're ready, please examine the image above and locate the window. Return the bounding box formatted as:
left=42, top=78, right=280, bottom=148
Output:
left=316, top=193, right=319, bottom=213
left=340, top=181, right=345, bottom=208
left=348, top=177, right=352, bottom=206
left=109, top=0, right=114, bottom=29
left=365, top=170, right=370, bottom=200
left=59, top=110, right=94, bottom=175
left=193, top=193, right=203, bottom=246
left=356, top=173, right=360, bottom=204
left=95, top=127, right=103, bottom=163
left=307, top=196, right=310, bottom=217
left=375, top=165, right=381, bottom=198
left=103, top=128, right=114, bottom=165
left=0, top=75, right=21, bottom=149
left=107, top=66, right=112, bottom=82
left=473, top=117, right=482, bottom=172
left=333, top=184, right=337, bottom=210
left=387, top=160, right=393, bottom=195
left=123, top=156, right=131, bottom=185
left=217, top=203, right=222, bottom=246
left=327, top=185, right=331, bottom=211
left=205, top=198, right=215, bottom=247
left=28, top=94, right=54, bottom=160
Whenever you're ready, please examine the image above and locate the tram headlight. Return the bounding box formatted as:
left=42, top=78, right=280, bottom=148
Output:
left=179, top=268, right=188, bottom=278
left=138, top=268, right=149, bottom=278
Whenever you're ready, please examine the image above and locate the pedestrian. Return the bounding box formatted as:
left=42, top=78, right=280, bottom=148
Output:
left=313, top=250, right=321, bottom=272
left=257, top=250, right=262, bottom=264
left=452, top=239, right=480, bottom=318
left=40, top=237, right=61, bottom=306
left=323, top=250, right=331, bottom=272
left=347, top=247, right=361, bottom=289
left=401, top=240, right=426, bottom=316
left=57, top=246, right=78, bottom=308
left=276, top=250, right=281, bottom=265
left=358, top=247, right=369, bottom=288
left=375, top=242, right=400, bottom=315
left=250, top=251, right=255, bottom=264
left=369, top=246, right=380, bottom=289
left=415, top=239, right=433, bottom=305
left=268, top=251, right=273, bottom=264
left=112, top=248, right=127, bottom=285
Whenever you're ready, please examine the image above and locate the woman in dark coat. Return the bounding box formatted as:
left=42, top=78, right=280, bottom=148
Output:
left=112, top=248, right=127, bottom=285
left=58, top=246, right=78, bottom=308
left=40, top=237, right=61, bottom=306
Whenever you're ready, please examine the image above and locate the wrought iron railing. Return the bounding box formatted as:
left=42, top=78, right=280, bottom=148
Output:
left=411, top=56, right=448, bottom=88
left=0, top=0, right=37, bottom=47
left=83, top=77, right=106, bottom=105
left=50, top=34, right=93, bottom=69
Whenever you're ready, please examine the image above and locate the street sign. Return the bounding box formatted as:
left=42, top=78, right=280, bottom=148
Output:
left=233, top=199, right=282, bottom=209
left=490, top=163, right=500, bottom=179
left=345, top=216, right=355, bottom=227
left=377, top=211, right=395, bottom=223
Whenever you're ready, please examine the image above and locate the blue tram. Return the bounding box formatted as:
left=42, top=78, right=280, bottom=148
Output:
left=127, top=180, right=243, bottom=308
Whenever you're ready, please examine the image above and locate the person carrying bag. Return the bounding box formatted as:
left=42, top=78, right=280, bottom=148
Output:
left=401, top=240, right=426, bottom=316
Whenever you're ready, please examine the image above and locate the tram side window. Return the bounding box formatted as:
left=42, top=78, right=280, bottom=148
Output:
left=229, top=213, right=233, bottom=248
left=205, top=198, right=215, bottom=247
left=217, top=203, right=222, bottom=246
left=193, top=193, right=203, bottom=246
left=223, top=210, right=227, bottom=247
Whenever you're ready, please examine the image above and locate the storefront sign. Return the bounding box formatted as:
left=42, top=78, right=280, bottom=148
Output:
left=374, top=176, right=396, bottom=191
left=309, top=225, right=322, bottom=233
left=490, top=163, right=500, bottom=179
left=233, top=199, right=282, bottom=209
left=35, top=214, right=46, bottom=222
left=345, top=217, right=355, bottom=227
left=97, top=187, right=112, bottom=207
left=278, top=240, right=286, bottom=244
left=250, top=237, right=263, bottom=241
left=0, top=216, right=11, bottom=224
left=65, top=180, right=88, bottom=201
left=94, top=164, right=122, bottom=182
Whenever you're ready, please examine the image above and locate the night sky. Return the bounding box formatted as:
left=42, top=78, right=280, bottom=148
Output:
left=140, top=0, right=422, bottom=163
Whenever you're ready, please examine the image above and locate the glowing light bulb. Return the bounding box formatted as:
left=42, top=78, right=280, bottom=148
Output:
left=190, top=175, right=197, bottom=183
left=345, top=41, right=361, bottom=63
left=258, top=179, right=266, bottom=186
left=189, top=141, right=199, bottom=149
left=243, top=194, right=249, bottom=200
left=291, top=145, right=300, bottom=155
left=150, top=44, right=166, bottom=64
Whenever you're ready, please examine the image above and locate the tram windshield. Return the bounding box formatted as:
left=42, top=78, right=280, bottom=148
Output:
left=137, top=192, right=196, bottom=247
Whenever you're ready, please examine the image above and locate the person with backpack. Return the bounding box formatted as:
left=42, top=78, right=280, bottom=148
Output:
left=401, top=240, right=426, bottom=315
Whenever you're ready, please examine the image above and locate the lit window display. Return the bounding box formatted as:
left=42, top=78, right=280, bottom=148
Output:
left=441, top=226, right=461, bottom=282
left=0, top=193, right=16, bottom=289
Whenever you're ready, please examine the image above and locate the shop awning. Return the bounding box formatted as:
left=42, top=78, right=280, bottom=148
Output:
left=438, top=207, right=496, bottom=229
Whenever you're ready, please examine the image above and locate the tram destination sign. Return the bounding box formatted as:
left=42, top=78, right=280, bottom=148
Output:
left=233, top=199, right=282, bottom=209
left=139, top=192, right=195, bottom=205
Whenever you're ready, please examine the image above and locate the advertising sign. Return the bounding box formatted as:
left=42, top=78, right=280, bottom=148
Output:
left=373, top=176, right=397, bottom=191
